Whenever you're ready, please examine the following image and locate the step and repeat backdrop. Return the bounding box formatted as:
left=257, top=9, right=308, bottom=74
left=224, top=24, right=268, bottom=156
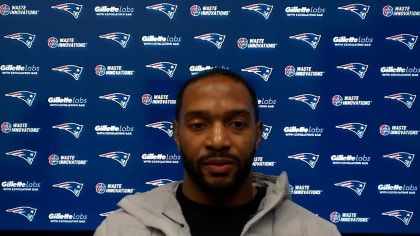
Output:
left=1, top=0, right=419, bottom=234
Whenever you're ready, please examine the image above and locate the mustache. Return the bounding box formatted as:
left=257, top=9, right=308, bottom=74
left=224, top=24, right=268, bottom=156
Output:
left=198, top=151, right=240, bottom=163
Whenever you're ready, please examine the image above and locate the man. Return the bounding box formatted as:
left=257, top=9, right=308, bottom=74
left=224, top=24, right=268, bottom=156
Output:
left=94, top=69, right=341, bottom=236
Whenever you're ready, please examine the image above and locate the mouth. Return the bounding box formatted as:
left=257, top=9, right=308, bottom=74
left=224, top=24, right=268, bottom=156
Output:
left=201, top=157, right=236, bottom=175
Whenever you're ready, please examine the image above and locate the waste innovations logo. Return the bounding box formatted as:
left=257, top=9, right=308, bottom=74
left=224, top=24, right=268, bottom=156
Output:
left=337, top=63, right=368, bottom=79
left=330, top=212, right=370, bottom=223
left=146, top=62, right=177, bottom=77
left=2, top=180, right=40, bottom=192
left=333, top=36, right=373, bottom=47
left=383, top=152, right=415, bottom=168
left=242, top=66, right=273, bottom=82
left=95, top=124, right=134, bottom=136
left=378, top=184, right=417, bottom=195
left=194, top=33, right=225, bottom=49
left=52, top=123, right=83, bottom=138
left=95, top=65, right=135, bottom=76
left=6, top=206, right=37, bottom=222
left=48, top=154, right=87, bottom=166
left=331, top=154, right=371, bottom=165
left=146, top=179, right=174, bottom=187
left=383, top=5, right=420, bottom=17
left=252, top=156, right=276, bottom=167
left=380, top=124, right=419, bottom=136
left=338, top=4, right=370, bottom=19
left=5, top=149, right=37, bottom=165
left=99, top=32, right=130, bottom=48
left=95, top=5, right=134, bottom=16
left=49, top=212, right=87, bottom=224
left=289, top=33, right=321, bottom=49
left=4, top=33, right=35, bottom=48
left=142, top=35, right=181, bottom=46
left=146, top=3, right=177, bottom=19
left=386, top=34, right=418, bottom=50
left=336, top=123, right=367, bottom=138
left=142, top=94, right=176, bottom=105
left=99, top=93, right=130, bottom=108
left=283, top=126, right=324, bottom=137
left=382, top=210, right=414, bottom=225
left=52, top=65, right=83, bottom=80
left=385, top=93, right=416, bottom=108
left=242, top=4, right=273, bottom=19
left=262, top=124, right=272, bottom=140
left=258, top=97, right=276, bottom=109
left=141, top=153, right=181, bottom=164
left=51, top=3, right=82, bottom=19
left=0, top=4, right=39, bottom=16
left=47, top=37, right=87, bottom=48
left=190, top=5, right=230, bottom=16
left=1, top=122, right=40, bottom=134
left=332, top=95, right=372, bottom=107
left=48, top=96, right=87, bottom=108
left=284, top=66, right=324, bottom=78
left=381, top=66, right=420, bottom=77
left=289, top=184, right=323, bottom=195
left=146, top=121, right=173, bottom=137
left=334, top=180, right=366, bottom=196
left=99, top=152, right=130, bottom=167
left=52, top=181, right=83, bottom=197
left=237, top=37, right=277, bottom=49
left=288, top=153, right=319, bottom=168
left=95, top=183, right=135, bottom=194
left=289, top=94, right=320, bottom=110
left=285, top=5, right=325, bottom=17
left=1, top=64, right=39, bottom=76
left=5, top=91, right=36, bottom=106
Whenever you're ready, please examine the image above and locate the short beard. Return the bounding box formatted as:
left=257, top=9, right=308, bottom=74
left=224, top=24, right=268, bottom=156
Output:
left=181, top=147, right=255, bottom=195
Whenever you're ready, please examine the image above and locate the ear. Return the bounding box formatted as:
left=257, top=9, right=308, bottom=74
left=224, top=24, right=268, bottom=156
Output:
left=173, top=119, right=181, bottom=152
left=254, top=120, right=263, bottom=152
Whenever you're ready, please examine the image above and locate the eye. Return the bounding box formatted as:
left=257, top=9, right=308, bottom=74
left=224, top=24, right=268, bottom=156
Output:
left=229, top=121, right=247, bottom=129
left=188, top=122, right=207, bottom=131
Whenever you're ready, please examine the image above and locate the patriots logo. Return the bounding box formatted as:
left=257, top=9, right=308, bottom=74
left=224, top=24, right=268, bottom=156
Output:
left=146, top=121, right=173, bottom=137
left=52, top=65, right=83, bottom=80
left=336, top=123, right=367, bottom=138
left=5, top=149, right=37, bottom=165
left=146, top=62, right=177, bottom=77
left=99, top=32, right=130, bottom=48
left=5, top=91, right=36, bottom=106
left=4, top=33, right=35, bottom=48
left=386, top=34, right=418, bottom=50
left=334, top=180, right=366, bottom=196
left=289, top=33, right=321, bottom=49
left=146, top=3, right=177, bottom=19
left=382, top=210, right=414, bottom=225
left=99, top=93, right=130, bottom=108
left=51, top=3, right=83, bottom=19
left=242, top=4, right=273, bottom=19
left=99, top=152, right=130, bottom=167
left=6, top=206, right=37, bottom=222
left=385, top=93, right=416, bottom=108
left=338, top=4, right=370, bottom=19
left=337, top=63, right=368, bottom=79
left=52, top=181, right=83, bottom=197
left=289, top=94, right=320, bottom=110
left=383, top=152, right=415, bottom=168
left=288, top=153, right=319, bottom=168
left=52, top=123, right=83, bottom=138
left=262, top=124, right=272, bottom=140
left=241, top=66, right=273, bottom=82
left=194, top=33, right=226, bottom=49
left=146, top=179, right=174, bottom=187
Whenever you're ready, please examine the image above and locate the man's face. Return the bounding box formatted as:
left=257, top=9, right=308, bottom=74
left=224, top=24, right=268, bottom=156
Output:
left=174, top=75, right=262, bottom=194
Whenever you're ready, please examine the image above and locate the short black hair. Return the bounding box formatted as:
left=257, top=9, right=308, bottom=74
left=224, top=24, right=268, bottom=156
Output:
left=175, top=68, right=259, bottom=122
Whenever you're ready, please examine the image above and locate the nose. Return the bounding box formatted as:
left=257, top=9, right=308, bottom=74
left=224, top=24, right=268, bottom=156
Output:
left=206, top=122, right=230, bottom=150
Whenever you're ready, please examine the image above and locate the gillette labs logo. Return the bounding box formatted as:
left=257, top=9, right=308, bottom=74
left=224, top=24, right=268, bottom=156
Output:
left=283, top=126, right=324, bottom=137
left=95, top=125, right=134, bottom=136
left=378, top=184, right=417, bottom=195
left=333, top=36, right=373, bottom=47
left=49, top=212, right=87, bottom=224
left=48, top=97, right=87, bottom=107
left=95, top=5, right=134, bottom=16
left=381, top=66, right=420, bottom=77
left=252, top=156, right=276, bottom=167
left=331, top=154, right=371, bottom=165
left=285, top=6, right=325, bottom=17
left=141, top=153, right=181, bottom=164
left=1, top=64, right=39, bottom=75
left=142, top=35, right=181, bottom=46
left=2, top=181, right=40, bottom=192
left=258, top=98, right=276, bottom=108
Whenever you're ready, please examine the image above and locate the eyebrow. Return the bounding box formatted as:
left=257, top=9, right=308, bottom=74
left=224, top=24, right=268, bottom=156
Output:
left=184, top=109, right=252, bottom=119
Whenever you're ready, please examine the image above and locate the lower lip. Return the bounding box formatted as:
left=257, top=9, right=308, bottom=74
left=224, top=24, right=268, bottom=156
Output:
left=204, top=163, right=234, bottom=174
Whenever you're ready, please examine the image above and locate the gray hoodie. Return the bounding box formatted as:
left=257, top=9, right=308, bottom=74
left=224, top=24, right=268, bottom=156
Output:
left=94, top=172, right=341, bottom=236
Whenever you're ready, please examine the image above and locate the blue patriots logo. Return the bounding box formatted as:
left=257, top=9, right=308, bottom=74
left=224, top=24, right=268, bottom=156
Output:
left=241, top=66, right=273, bottom=82
left=288, top=153, right=319, bottom=168
left=385, top=93, right=416, bottom=109
left=262, top=124, right=272, bottom=140
left=146, top=179, right=174, bottom=187
left=99, top=93, right=130, bottom=108
left=5, top=149, right=37, bottom=165
left=52, top=65, right=83, bottom=80
left=5, top=91, right=36, bottom=106
left=52, top=123, right=83, bottom=138
left=337, top=63, right=368, bottom=79
left=336, top=123, right=367, bottom=138
left=52, top=181, right=83, bottom=197
left=383, top=152, right=415, bottom=168
left=382, top=210, right=414, bottom=225
left=146, top=121, right=173, bottom=137
left=386, top=34, right=418, bottom=50
left=99, top=151, right=130, bottom=167
left=289, top=94, right=320, bottom=110
left=99, top=32, right=130, bottom=48
left=194, top=33, right=226, bottom=49
left=241, top=4, right=273, bottom=19
left=51, top=3, right=82, bottom=19
left=289, top=33, right=321, bottom=49
left=146, top=3, right=177, bottom=19
left=6, top=206, right=37, bottom=222
left=334, top=180, right=366, bottom=196
left=4, top=33, right=35, bottom=48
left=338, top=4, right=370, bottom=19
left=146, top=62, right=177, bottom=77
